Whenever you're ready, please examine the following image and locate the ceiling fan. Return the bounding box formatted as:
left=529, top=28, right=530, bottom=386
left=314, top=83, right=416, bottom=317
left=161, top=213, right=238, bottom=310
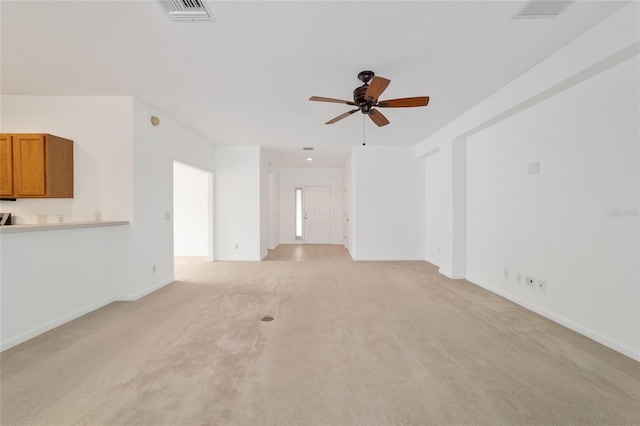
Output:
left=309, top=70, right=430, bottom=127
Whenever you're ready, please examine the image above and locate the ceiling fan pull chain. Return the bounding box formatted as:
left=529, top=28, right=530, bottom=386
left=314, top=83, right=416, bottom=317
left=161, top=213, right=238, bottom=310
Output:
left=362, top=114, right=366, bottom=146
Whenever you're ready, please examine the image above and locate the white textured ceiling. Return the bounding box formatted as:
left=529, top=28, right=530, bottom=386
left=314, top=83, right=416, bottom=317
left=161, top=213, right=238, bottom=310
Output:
left=1, top=1, right=628, bottom=166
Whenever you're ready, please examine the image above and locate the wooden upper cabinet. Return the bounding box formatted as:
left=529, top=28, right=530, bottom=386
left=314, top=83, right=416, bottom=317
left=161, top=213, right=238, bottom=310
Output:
left=13, top=134, right=47, bottom=196
left=0, top=135, right=14, bottom=196
left=0, top=133, right=74, bottom=198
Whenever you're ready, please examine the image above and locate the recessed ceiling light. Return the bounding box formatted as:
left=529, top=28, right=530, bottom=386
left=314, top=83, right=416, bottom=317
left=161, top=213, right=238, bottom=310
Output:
left=306, top=158, right=313, bottom=161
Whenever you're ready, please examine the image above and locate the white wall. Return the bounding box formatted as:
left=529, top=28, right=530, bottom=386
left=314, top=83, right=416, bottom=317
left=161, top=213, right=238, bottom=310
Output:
left=343, top=153, right=354, bottom=253
left=424, top=149, right=443, bottom=266
left=173, top=161, right=210, bottom=256
left=0, top=96, right=134, bottom=223
left=352, top=146, right=425, bottom=260
left=416, top=3, right=640, bottom=360
left=0, top=225, right=126, bottom=351
left=260, top=148, right=269, bottom=259
left=417, top=4, right=639, bottom=277
left=279, top=167, right=344, bottom=245
left=466, top=55, right=639, bottom=361
left=268, top=162, right=280, bottom=250
left=346, top=149, right=358, bottom=259
left=214, top=146, right=261, bottom=260
left=130, top=99, right=215, bottom=297
left=0, top=95, right=216, bottom=350
left=0, top=95, right=135, bottom=351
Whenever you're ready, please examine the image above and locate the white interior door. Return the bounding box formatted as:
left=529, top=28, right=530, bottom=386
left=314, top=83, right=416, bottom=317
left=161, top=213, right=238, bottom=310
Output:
left=304, top=186, right=331, bottom=244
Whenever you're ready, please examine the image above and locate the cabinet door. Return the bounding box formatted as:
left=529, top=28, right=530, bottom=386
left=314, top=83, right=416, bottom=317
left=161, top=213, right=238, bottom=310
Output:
left=0, top=135, right=14, bottom=196
left=13, top=134, right=46, bottom=196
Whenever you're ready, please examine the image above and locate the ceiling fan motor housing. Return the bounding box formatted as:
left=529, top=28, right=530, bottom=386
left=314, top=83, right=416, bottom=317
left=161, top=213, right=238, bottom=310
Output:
left=353, top=85, right=372, bottom=113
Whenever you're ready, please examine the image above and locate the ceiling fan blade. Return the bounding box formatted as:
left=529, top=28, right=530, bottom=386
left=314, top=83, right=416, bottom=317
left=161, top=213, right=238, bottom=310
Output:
left=368, top=109, right=390, bottom=127
left=377, top=96, right=430, bottom=108
left=325, top=109, right=359, bottom=125
left=364, top=77, right=391, bottom=101
left=310, top=96, right=356, bottom=105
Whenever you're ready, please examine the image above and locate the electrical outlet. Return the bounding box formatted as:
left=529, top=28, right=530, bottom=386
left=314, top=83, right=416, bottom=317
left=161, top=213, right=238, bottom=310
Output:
left=58, top=214, right=64, bottom=223
left=526, top=276, right=535, bottom=289
left=234, top=244, right=239, bottom=250
left=164, top=212, right=171, bottom=221
left=37, top=215, right=47, bottom=224
left=95, top=211, right=102, bottom=222
left=152, top=264, right=156, bottom=273
left=537, top=280, right=546, bottom=293
left=516, top=273, right=522, bottom=284
left=503, top=268, right=509, bottom=279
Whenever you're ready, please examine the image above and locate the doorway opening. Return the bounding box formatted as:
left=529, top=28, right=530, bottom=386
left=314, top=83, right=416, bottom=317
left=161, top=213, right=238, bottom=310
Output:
left=173, top=161, right=214, bottom=261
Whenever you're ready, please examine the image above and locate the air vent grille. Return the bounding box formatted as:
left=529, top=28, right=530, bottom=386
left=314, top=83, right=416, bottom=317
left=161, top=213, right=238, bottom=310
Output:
left=159, top=0, right=212, bottom=21
left=514, top=0, right=572, bottom=19
left=303, top=147, right=314, bottom=151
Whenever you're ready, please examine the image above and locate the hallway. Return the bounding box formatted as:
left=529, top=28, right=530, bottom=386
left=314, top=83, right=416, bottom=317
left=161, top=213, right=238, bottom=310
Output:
left=264, top=244, right=352, bottom=261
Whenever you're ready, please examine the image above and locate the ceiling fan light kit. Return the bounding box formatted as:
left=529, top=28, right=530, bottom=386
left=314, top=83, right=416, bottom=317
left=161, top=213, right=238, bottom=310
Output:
left=309, top=70, right=430, bottom=127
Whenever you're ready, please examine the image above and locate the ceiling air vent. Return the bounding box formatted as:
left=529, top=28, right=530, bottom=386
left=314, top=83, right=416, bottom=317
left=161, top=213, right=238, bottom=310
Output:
left=513, top=0, right=572, bottom=19
left=159, top=0, right=212, bottom=21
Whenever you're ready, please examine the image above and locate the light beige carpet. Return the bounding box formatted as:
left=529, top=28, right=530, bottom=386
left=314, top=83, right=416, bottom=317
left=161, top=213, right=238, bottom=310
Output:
left=1, top=258, right=639, bottom=425
left=264, top=244, right=353, bottom=261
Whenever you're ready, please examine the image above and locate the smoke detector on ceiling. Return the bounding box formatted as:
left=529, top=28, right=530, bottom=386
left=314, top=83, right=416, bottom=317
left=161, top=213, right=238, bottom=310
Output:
left=158, top=0, right=213, bottom=21
left=513, top=0, right=572, bottom=19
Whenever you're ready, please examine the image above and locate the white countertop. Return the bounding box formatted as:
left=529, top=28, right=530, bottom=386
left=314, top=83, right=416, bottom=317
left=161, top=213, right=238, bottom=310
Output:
left=0, top=221, right=129, bottom=234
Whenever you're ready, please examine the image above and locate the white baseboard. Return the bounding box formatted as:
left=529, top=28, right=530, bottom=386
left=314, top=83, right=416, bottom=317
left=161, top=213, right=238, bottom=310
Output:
left=278, top=241, right=343, bottom=246
left=116, top=279, right=174, bottom=302
left=439, top=268, right=466, bottom=280
left=2, top=280, right=177, bottom=352
left=353, top=257, right=425, bottom=261
left=1, top=296, right=116, bottom=352
left=215, top=257, right=262, bottom=261
left=424, top=257, right=440, bottom=267
left=465, top=274, right=640, bottom=362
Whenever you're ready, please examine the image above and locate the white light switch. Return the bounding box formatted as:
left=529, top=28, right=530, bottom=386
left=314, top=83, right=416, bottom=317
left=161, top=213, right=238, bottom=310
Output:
left=528, top=161, right=540, bottom=174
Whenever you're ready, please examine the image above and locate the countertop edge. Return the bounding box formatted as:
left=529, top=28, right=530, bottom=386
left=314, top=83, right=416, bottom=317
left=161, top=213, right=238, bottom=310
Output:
left=0, top=221, right=130, bottom=234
